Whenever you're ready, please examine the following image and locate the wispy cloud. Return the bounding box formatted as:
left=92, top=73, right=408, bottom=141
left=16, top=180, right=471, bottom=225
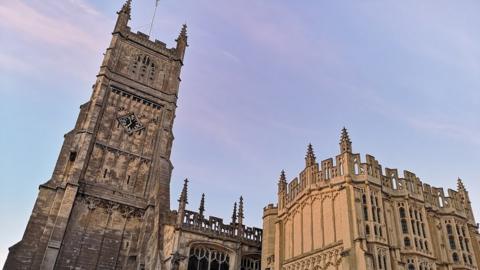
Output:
left=0, top=0, right=111, bottom=82
left=0, top=0, right=105, bottom=51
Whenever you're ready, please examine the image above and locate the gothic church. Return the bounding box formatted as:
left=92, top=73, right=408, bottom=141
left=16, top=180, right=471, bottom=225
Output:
left=4, top=1, right=261, bottom=269
left=4, top=1, right=480, bottom=270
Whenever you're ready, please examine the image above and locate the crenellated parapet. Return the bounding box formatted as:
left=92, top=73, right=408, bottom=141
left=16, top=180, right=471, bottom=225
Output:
left=174, top=181, right=262, bottom=247
left=265, top=128, right=480, bottom=270
left=277, top=128, right=476, bottom=225
left=179, top=210, right=262, bottom=246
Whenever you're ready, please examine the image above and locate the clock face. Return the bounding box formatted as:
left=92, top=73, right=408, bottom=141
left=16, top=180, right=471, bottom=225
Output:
left=118, top=113, right=145, bottom=134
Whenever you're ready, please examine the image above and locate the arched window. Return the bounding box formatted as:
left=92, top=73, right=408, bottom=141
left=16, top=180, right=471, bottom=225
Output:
left=401, top=219, right=408, bottom=234
left=241, top=255, right=260, bottom=270
left=365, top=225, right=370, bottom=235
left=452, top=252, right=459, bottom=263
left=446, top=224, right=453, bottom=234
left=188, top=245, right=230, bottom=270
left=408, top=264, right=415, bottom=270
left=129, top=54, right=157, bottom=83
left=362, top=194, right=367, bottom=204
left=399, top=207, right=406, bottom=218
left=374, top=225, right=378, bottom=236
left=363, top=206, right=369, bottom=220
left=404, top=237, right=411, bottom=247
left=449, top=235, right=456, bottom=250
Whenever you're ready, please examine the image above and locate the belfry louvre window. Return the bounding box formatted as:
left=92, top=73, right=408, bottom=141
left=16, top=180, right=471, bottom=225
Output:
left=188, top=246, right=230, bottom=270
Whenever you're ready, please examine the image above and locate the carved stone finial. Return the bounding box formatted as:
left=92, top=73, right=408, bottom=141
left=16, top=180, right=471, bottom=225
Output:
left=121, top=0, right=132, bottom=15
left=175, top=24, right=188, bottom=61
left=178, top=178, right=189, bottom=204
left=114, top=0, right=132, bottom=33
left=340, top=127, right=352, bottom=153
left=178, top=24, right=188, bottom=40
left=238, top=196, right=244, bottom=225
left=280, top=170, right=287, bottom=183
left=199, top=193, right=205, bottom=217
left=305, top=143, right=316, bottom=167
left=231, top=202, right=237, bottom=224
left=457, top=178, right=466, bottom=191
left=278, top=170, right=287, bottom=193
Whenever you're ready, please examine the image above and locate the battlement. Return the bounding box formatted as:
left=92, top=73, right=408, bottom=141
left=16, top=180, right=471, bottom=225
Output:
left=122, top=30, right=179, bottom=59
left=113, top=1, right=187, bottom=62
left=181, top=210, right=262, bottom=246
left=278, top=130, right=472, bottom=219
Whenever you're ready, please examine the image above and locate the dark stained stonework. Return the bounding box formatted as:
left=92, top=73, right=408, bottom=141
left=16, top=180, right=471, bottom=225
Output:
left=4, top=1, right=187, bottom=269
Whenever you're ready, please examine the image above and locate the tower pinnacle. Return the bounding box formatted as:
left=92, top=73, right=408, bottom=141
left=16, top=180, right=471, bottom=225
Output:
left=114, top=0, right=132, bottom=33
left=178, top=178, right=189, bottom=204
left=176, top=24, right=188, bottom=62
left=305, top=143, right=316, bottom=167
left=340, top=127, right=352, bottom=153
left=231, top=202, right=237, bottom=224
left=238, top=196, right=244, bottom=226
left=121, top=0, right=132, bottom=14
left=457, top=178, right=466, bottom=191
left=278, top=170, right=287, bottom=193
left=199, top=193, right=205, bottom=217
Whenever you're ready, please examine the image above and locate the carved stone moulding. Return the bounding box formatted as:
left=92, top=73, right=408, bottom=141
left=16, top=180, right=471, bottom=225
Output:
left=79, top=194, right=146, bottom=219
left=282, top=245, right=344, bottom=270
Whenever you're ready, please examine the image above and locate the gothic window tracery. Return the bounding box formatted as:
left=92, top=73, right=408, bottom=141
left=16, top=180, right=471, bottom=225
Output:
left=187, top=246, right=230, bottom=270
left=241, top=255, right=260, bottom=270
left=404, top=237, right=411, bottom=247
left=452, top=252, right=459, bottom=263
left=129, top=54, right=157, bottom=84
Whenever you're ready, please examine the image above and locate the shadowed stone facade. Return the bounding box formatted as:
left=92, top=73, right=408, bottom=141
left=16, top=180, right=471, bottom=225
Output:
left=4, top=2, right=262, bottom=269
left=262, top=129, right=480, bottom=270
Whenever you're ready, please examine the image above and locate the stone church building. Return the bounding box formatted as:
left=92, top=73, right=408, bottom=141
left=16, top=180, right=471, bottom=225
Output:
left=261, top=129, right=480, bottom=270
left=4, top=1, right=261, bottom=269
left=4, top=1, right=480, bottom=270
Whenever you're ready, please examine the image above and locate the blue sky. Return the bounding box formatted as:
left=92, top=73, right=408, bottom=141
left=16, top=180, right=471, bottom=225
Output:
left=1, top=0, right=480, bottom=265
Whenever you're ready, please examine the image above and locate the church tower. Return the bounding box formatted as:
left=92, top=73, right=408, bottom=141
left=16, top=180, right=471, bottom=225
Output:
left=5, top=1, right=187, bottom=269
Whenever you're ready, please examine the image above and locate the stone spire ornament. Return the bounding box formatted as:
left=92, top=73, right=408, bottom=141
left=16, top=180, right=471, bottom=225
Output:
left=114, top=0, right=132, bottom=33
left=178, top=178, right=189, bottom=204
left=199, top=193, right=205, bottom=217
left=176, top=179, right=188, bottom=225
left=122, top=0, right=132, bottom=14
left=305, top=143, right=316, bottom=167
left=278, top=170, right=287, bottom=193
left=176, top=24, right=188, bottom=61
left=231, top=202, right=237, bottom=224
left=238, top=196, right=244, bottom=226
left=457, top=178, right=466, bottom=191
left=340, top=127, right=352, bottom=153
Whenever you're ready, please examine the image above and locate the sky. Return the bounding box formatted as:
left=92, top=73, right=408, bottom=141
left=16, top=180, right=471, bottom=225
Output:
left=1, top=0, right=480, bottom=265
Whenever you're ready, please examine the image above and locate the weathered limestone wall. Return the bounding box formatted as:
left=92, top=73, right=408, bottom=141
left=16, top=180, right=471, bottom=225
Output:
left=265, top=131, right=480, bottom=270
